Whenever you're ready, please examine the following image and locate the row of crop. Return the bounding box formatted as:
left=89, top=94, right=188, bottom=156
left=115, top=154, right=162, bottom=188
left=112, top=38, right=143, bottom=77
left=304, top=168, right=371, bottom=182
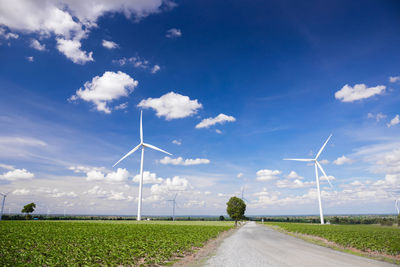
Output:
left=0, top=221, right=232, bottom=266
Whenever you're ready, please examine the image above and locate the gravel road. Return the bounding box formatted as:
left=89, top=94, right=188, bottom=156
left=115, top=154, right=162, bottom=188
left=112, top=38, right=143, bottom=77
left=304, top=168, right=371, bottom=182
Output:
left=204, top=221, right=396, bottom=267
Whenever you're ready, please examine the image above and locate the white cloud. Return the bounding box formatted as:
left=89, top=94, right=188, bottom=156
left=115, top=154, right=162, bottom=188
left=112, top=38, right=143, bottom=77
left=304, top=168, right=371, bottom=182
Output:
left=0, top=28, right=19, bottom=39
left=286, top=171, right=303, bottom=180
left=367, top=112, right=387, bottom=122
left=70, top=71, right=138, bottom=113
left=0, top=136, right=47, bottom=147
left=151, top=64, right=161, bottom=74
left=68, top=165, right=106, bottom=174
left=237, top=173, right=244, bottom=178
left=256, top=169, right=281, bottom=181
left=138, top=92, right=202, bottom=120
left=0, top=168, right=34, bottom=181
left=333, top=155, right=353, bottom=165
left=389, top=76, right=400, bottom=83
left=172, top=140, right=181, bottom=145
left=276, top=179, right=314, bottom=189
left=85, top=185, right=108, bottom=198
left=151, top=176, right=190, bottom=195
left=0, top=163, right=14, bottom=170
left=204, top=191, right=211, bottom=195
left=0, top=0, right=172, bottom=63
left=196, top=113, right=236, bottom=129
left=29, top=39, right=45, bottom=51
left=133, top=171, right=163, bottom=184
left=319, top=159, right=329, bottom=165
left=86, top=168, right=130, bottom=184
left=56, top=38, right=93, bottom=64
left=166, top=28, right=182, bottom=38
left=12, top=188, right=30, bottom=195
left=215, top=129, right=222, bottom=134
left=115, top=102, right=128, bottom=110
left=102, top=40, right=118, bottom=49
left=387, top=115, right=400, bottom=128
left=334, top=84, right=386, bottom=102
left=26, top=56, right=34, bottom=62
left=159, top=156, right=210, bottom=166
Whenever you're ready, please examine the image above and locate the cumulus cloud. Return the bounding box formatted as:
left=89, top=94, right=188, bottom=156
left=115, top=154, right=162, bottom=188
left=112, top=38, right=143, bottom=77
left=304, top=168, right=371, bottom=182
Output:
left=166, top=28, right=182, bottom=38
left=0, top=0, right=172, bottom=63
left=237, top=173, right=244, bottom=178
left=172, top=140, right=181, bottom=145
left=276, top=179, right=314, bottom=189
left=334, top=84, right=386, bottom=102
left=159, top=156, right=210, bottom=166
left=151, top=64, right=160, bottom=74
left=12, top=188, right=30, bottom=195
left=26, top=56, right=34, bottom=62
left=133, top=171, right=163, bottom=184
left=286, top=171, right=303, bottom=179
left=29, top=39, right=45, bottom=51
left=138, top=92, right=202, bottom=120
left=387, top=115, right=400, bottom=128
left=151, top=176, right=190, bottom=195
left=256, top=169, right=281, bottom=181
left=389, top=76, right=400, bottom=83
left=215, top=129, right=222, bottom=134
left=85, top=168, right=130, bottom=184
left=0, top=28, right=19, bottom=39
left=102, top=40, right=118, bottom=49
left=70, top=71, right=138, bottom=113
left=333, top=155, right=353, bottom=165
left=367, top=112, right=386, bottom=122
left=115, top=102, right=128, bottom=110
left=113, top=56, right=160, bottom=74
left=196, top=113, right=236, bottom=129
left=0, top=168, right=34, bottom=181
left=56, top=38, right=93, bottom=64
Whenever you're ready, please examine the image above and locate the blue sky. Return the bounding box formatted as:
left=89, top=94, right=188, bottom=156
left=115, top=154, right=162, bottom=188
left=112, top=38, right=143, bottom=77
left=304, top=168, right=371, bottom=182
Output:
left=0, top=0, right=400, bottom=216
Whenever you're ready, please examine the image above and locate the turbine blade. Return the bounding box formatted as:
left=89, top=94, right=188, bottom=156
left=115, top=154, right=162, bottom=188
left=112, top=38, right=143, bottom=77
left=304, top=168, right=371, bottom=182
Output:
left=316, top=161, right=333, bottom=188
left=283, top=158, right=314, bottom=162
left=315, top=134, right=332, bottom=160
left=113, top=143, right=141, bottom=167
left=140, top=110, right=143, bottom=143
left=143, top=143, right=172, bottom=155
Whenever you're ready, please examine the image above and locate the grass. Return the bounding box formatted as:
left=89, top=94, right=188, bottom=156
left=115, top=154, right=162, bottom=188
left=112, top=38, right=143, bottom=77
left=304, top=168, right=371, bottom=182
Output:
left=0, top=220, right=233, bottom=266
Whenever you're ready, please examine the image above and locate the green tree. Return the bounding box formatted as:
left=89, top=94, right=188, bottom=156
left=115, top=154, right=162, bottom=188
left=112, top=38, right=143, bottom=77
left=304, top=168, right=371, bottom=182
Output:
left=219, top=215, right=225, bottom=221
left=226, top=196, right=246, bottom=226
left=21, top=202, right=36, bottom=220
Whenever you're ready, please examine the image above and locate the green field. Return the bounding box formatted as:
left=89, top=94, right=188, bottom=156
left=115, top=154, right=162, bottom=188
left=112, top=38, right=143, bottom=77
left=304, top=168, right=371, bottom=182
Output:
left=0, top=220, right=233, bottom=266
left=264, top=222, right=400, bottom=256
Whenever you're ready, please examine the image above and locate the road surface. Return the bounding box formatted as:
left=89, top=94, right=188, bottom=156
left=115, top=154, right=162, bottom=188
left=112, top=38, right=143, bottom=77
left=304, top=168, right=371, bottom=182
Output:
left=205, top=221, right=396, bottom=267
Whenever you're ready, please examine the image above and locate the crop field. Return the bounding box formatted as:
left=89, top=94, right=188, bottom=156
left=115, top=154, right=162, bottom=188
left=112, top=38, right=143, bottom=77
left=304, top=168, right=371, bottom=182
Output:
left=0, top=220, right=233, bottom=266
left=265, top=222, right=400, bottom=256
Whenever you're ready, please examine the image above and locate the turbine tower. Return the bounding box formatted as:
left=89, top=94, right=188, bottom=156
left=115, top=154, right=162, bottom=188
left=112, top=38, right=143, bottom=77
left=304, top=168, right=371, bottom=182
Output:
left=395, top=199, right=399, bottom=215
left=0, top=192, right=10, bottom=221
left=113, top=111, right=172, bottom=221
left=240, top=186, right=249, bottom=203
left=284, top=134, right=333, bottom=225
left=167, top=193, right=178, bottom=221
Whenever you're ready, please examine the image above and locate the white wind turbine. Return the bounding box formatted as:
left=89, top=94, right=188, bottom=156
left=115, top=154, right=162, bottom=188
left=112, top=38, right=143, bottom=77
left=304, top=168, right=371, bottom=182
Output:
left=284, top=134, right=333, bottom=225
left=113, top=111, right=172, bottom=221
left=0, top=192, right=10, bottom=221
left=395, top=199, right=399, bottom=215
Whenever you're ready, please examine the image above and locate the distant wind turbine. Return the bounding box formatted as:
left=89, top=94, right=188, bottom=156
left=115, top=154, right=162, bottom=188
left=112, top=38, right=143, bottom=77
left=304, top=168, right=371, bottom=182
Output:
left=167, top=193, right=178, bottom=221
left=113, top=111, right=172, bottom=221
left=0, top=192, right=10, bottom=221
left=284, top=134, right=333, bottom=225
left=395, top=199, right=399, bottom=215
left=240, top=186, right=249, bottom=203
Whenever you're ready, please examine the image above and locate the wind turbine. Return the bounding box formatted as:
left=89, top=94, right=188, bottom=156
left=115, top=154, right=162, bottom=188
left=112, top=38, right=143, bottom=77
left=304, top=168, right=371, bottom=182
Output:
left=240, top=186, right=249, bottom=203
left=284, top=134, right=333, bottom=225
left=0, top=192, right=10, bottom=221
left=113, top=111, right=172, bottom=221
left=395, top=199, right=399, bottom=215
left=167, top=193, right=178, bottom=221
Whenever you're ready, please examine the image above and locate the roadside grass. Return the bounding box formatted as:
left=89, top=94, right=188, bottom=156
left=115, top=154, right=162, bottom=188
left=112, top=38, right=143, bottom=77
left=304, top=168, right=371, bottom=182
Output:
left=262, top=222, right=400, bottom=265
left=0, top=220, right=234, bottom=266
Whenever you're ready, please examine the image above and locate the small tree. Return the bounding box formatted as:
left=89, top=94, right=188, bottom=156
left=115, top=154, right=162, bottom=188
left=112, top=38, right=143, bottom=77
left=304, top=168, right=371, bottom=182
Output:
left=21, top=202, right=36, bottom=220
left=219, top=215, right=225, bottom=221
left=226, top=196, right=246, bottom=226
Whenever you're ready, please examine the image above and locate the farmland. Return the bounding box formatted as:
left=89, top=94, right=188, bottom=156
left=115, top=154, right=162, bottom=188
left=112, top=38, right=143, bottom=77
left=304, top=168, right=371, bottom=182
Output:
left=264, top=222, right=400, bottom=257
left=0, top=220, right=233, bottom=266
